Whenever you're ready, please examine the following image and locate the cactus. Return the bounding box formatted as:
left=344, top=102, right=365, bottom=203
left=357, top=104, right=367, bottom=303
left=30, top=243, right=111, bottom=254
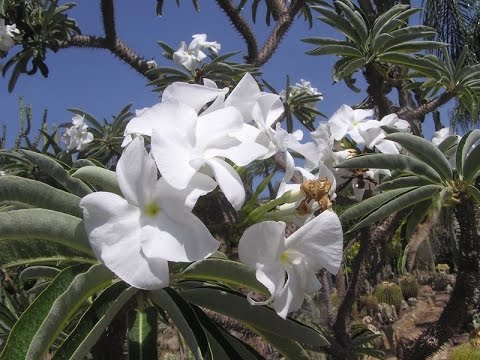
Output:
left=399, top=275, right=419, bottom=300
left=373, top=281, right=403, bottom=312
left=432, top=272, right=449, bottom=291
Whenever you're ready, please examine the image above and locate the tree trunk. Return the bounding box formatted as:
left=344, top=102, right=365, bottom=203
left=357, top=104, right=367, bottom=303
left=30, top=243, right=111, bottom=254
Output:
left=401, top=198, right=480, bottom=359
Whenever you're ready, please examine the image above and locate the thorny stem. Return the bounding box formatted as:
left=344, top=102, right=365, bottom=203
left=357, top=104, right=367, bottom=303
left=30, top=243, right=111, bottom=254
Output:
left=215, top=0, right=259, bottom=63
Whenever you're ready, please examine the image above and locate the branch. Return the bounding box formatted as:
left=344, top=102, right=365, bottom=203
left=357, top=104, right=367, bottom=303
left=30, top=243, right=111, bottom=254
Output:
left=101, top=0, right=116, bottom=45
left=61, top=35, right=157, bottom=81
left=254, top=0, right=307, bottom=66
left=215, top=0, right=259, bottom=63
left=398, top=91, right=454, bottom=119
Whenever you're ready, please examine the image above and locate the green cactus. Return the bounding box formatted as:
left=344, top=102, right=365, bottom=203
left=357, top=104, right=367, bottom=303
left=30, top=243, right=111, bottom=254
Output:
left=399, top=275, right=419, bottom=300
left=432, top=272, right=449, bottom=291
left=449, top=342, right=480, bottom=360
left=373, top=281, right=403, bottom=312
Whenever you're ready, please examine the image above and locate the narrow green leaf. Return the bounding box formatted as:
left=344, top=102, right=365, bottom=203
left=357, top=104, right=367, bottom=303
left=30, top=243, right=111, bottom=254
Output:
left=250, top=325, right=310, bottom=360
left=26, top=264, right=114, bottom=360
left=385, top=133, right=452, bottom=181
left=0, top=238, right=95, bottom=269
left=456, top=130, right=473, bottom=177
left=335, top=1, right=368, bottom=43
left=437, top=135, right=459, bottom=154
left=19, top=150, right=92, bottom=197
left=306, top=44, right=362, bottom=57
left=0, top=176, right=82, bottom=217
left=19, top=266, right=60, bottom=283
left=339, top=187, right=414, bottom=223
left=0, top=209, right=94, bottom=256
left=301, top=37, right=349, bottom=46
left=468, top=185, right=480, bottom=206
left=53, top=284, right=138, bottom=360
left=178, top=258, right=268, bottom=295
left=0, top=0, right=4, bottom=16
left=463, top=143, right=480, bottom=182
left=314, top=6, right=361, bottom=43
left=404, top=200, right=431, bottom=241
left=378, top=176, right=435, bottom=191
left=336, top=153, right=443, bottom=183
left=148, top=288, right=209, bottom=360
left=349, top=185, right=442, bottom=232
left=336, top=58, right=368, bottom=80
left=180, top=286, right=329, bottom=349
left=72, top=166, right=121, bottom=195
left=462, top=129, right=480, bottom=173
left=127, top=306, right=158, bottom=360
left=192, top=306, right=262, bottom=360
left=370, top=5, right=409, bottom=41
left=0, top=265, right=90, bottom=360
left=383, top=40, right=445, bottom=53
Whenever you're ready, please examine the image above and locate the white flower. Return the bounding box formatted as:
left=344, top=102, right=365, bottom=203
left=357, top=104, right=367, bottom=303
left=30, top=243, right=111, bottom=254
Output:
left=173, top=33, right=221, bottom=72
left=292, top=79, right=323, bottom=98
left=431, top=127, right=455, bottom=147
left=238, top=211, right=343, bottom=319
left=63, top=115, right=94, bottom=152
left=0, top=19, right=19, bottom=52
left=358, top=113, right=410, bottom=154
left=328, top=105, right=374, bottom=145
left=79, top=137, right=219, bottom=290
left=274, top=164, right=337, bottom=226
left=0, top=171, right=5, bottom=176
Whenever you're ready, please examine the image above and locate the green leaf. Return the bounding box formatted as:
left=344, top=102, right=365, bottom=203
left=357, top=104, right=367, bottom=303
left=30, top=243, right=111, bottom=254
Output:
left=19, top=150, right=92, bottom=197
left=336, top=58, right=368, bottom=80
left=0, top=0, right=4, bottom=15
left=336, top=153, right=443, bottom=183
left=461, top=129, right=480, bottom=174
left=335, top=0, right=368, bottom=43
left=19, top=266, right=60, bottom=283
left=378, top=176, right=435, bottom=191
left=243, top=172, right=275, bottom=213
left=0, top=238, right=94, bottom=269
left=72, top=166, right=121, bottom=195
left=306, top=44, right=363, bottom=57
left=468, top=185, right=480, bottom=206
left=192, top=306, right=263, bottom=360
left=178, top=258, right=268, bottom=295
left=0, top=265, right=89, bottom=360
left=180, top=286, right=329, bottom=349
left=370, top=5, right=409, bottom=41
left=404, top=200, right=431, bottom=241
left=339, top=187, right=414, bottom=223
left=463, top=142, right=480, bottom=182
left=25, top=264, right=114, bottom=359
left=437, top=135, right=459, bottom=154
left=127, top=305, right=158, bottom=360
left=0, top=176, right=82, bottom=217
left=348, top=185, right=442, bottom=233
left=52, top=283, right=138, bottom=360
left=385, top=133, right=452, bottom=181
left=313, top=6, right=361, bottom=43
left=250, top=325, right=310, bottom=360
left=148, top=288, right=210, bottom=360
left=0, top=209, right=94, bottom=257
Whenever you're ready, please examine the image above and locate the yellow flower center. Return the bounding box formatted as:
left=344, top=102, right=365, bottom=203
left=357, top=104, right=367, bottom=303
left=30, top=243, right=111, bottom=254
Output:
left=279, top=251, right=290, bottom=265
left=144, top=202, right=160, bottom=217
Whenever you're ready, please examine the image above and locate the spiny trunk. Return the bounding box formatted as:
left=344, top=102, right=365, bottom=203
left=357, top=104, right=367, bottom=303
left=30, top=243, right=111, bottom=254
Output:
left=402, top=199, right=480, bottom=359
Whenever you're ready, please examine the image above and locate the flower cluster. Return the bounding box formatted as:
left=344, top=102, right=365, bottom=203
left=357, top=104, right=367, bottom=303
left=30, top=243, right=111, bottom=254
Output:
left=79, top=69, right=413, bottom=318
left=63, top=114, right=94, bottom=152
left=80, top=72, right=347, bottom=318
left=0, top=18, right=19, bottom=52
left=173, top=33, right=221, bottom=72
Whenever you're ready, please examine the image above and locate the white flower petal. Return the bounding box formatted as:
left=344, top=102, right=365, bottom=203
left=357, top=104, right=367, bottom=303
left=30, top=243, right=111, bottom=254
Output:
left=238, top=221, right=286, bottom=267
left=140, top=212, right=219, bottom=262
left=151, top=128, right=198, bottom=189
left=207, top=158, right=245, bottom=209
left=225, top=73, right=261, bottom=122
left=80, top=192, right=169, bottom=289
left=163, top=82, right=228, bottom=113
left=273, top=265, right=305, bottom=319
left=286, top=210, right=343, bottom=274
left=117, top=136, right=157, bottom=206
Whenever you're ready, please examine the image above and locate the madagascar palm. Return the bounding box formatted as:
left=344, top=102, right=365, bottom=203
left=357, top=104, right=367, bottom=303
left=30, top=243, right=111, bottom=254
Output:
left=337, top=130, right=480, bottom=359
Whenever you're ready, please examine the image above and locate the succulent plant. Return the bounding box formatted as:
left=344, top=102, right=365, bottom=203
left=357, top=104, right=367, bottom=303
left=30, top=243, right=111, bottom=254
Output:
left=399, top=275, right=419, bottom=300
left=373, top=281, right=403, bottom=312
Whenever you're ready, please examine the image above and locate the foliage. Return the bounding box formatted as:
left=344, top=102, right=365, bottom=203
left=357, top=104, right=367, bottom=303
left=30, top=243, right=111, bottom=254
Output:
left=373, top=281, right=403, bottom=312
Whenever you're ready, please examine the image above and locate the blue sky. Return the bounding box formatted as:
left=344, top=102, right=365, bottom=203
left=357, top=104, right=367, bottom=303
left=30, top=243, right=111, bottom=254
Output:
left=0, top=1, right=445, bottom=147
